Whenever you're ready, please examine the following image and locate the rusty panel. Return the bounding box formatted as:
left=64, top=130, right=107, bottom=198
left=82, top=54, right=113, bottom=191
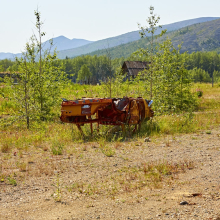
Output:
left=81, top=105, right=91, bottom=114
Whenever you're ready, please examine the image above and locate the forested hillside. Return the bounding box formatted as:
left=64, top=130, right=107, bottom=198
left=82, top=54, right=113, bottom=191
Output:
left=88, top=18, right=220, bottom=59
left=165, top=18, right=220, bottom=53
left=57, top=17, right=219, bottom=59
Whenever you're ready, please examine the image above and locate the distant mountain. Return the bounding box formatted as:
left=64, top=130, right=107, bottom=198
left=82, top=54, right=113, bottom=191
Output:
left=57, top=17, right=220, bottom=59
left=87, top=18, right=220, bottom=59
left=0, top=36, right=93, bottom=60
left=42, top=36, right=93, bottom=51
left=0, top=17, right=219, bottom=60
left=0, top=52, right=21, bottom=60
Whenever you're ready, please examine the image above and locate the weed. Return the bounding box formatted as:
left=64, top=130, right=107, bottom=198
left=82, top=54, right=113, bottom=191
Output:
left=101, top=146, right=115, bottom=157
left=82, top=145, right=88, bottom=151
left=3, top=153, right=12, bottom=160
left=99, top=138, right=106, bottom=148
left=139, top=118, right=160, bottom=136
left=0, top=170, right=6, bottom=182
left=196, top=88, right=203, bottom=98
left=7, top=176, right=17, bottom=186
left=18, top=151, right=23, bottom=158
left=51, top=141, right=64, bottom=155
left=16, top=162, right=27, bottom=172
left=84, top=184, right=99, bottom=196
left=1, top=142, right=12, bottom=153
left=52, top=173, right=62, bottom=202
left=78, top=153, right=84, bottom=159
left=67, top=182, right=84, bottom=194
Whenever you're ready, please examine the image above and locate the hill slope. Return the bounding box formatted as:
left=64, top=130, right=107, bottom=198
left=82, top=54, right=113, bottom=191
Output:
left=87, top=18, right=220, bottom=59
left=57, top=17, right=219, bottom=59
left=167, top=18, right=220, bottom=53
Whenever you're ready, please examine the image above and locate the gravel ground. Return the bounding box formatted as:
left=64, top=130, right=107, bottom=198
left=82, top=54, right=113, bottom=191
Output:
left=1, top=128, right=220, bottom=219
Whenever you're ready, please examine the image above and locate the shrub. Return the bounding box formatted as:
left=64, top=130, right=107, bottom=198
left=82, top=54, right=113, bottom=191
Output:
left=196, top=88, right=203, bottom=98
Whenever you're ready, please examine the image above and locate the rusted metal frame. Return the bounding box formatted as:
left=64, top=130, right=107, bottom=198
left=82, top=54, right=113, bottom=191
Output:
left=72, top=118, right=125, bottom=126
left=75, top=118, right=100, bottom=124
left=129, top=99, right=142, bottom=134
left=136, top=99, right=145, bottom=132
left=76, top=124, right=84, bottom=136
left=60, top=97, right=154, bottom=137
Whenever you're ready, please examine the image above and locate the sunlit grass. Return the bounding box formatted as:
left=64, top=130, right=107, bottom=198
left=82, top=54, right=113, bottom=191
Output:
left=192, top=83, right=220, bottom=112
left=1, top=82, right=220, bottom=144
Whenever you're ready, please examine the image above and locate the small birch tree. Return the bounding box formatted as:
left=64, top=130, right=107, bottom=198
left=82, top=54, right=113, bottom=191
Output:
left=6, top=10, right=67, bottom=128
left=138, top=6, right=166, bottom=99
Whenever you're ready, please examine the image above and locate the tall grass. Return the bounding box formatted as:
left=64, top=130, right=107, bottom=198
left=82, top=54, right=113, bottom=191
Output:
left=1, top=82, right=220, bottom=149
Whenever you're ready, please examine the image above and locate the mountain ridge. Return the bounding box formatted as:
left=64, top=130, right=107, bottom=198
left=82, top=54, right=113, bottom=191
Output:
left=57, top=17, right=220, bottom=59
left=0, top=36, right=93, bottom=60
left=43, top=36, right=93, bottom=51
left=0, top=17, right=219, bottom=60
left=87, top=18, right=220, bottom=59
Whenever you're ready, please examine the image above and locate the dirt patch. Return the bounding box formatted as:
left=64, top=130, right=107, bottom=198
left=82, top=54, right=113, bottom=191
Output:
left=1, top=128, right=220, bottom=219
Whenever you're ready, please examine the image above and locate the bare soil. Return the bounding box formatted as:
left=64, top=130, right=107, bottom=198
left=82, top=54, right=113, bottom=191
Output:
left=1, top=128, right=220, bottom=220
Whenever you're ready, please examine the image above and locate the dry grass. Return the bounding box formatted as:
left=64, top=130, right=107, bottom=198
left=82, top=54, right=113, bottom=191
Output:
left=64, top=159, right=195, bottom=197
left=1, top=142, right=12, bottom=153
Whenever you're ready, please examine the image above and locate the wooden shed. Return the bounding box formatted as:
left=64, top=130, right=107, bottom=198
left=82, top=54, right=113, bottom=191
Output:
left=122, top=61, right=150, bottom=79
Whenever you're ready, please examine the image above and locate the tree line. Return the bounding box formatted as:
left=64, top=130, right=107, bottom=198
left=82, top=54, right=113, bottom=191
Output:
left=1, top=51, right=220, bottom=84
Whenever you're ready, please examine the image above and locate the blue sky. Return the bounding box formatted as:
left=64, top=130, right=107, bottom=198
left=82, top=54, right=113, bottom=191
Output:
left=0, top=0, right=220, bottom=53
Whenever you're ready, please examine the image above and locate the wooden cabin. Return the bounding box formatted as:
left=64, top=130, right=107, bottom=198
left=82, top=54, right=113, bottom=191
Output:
left=122, top=61, right=150, bottom=80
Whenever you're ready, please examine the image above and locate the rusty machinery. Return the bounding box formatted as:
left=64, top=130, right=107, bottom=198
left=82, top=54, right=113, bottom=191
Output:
left=60, top=97, right=154, bottom=134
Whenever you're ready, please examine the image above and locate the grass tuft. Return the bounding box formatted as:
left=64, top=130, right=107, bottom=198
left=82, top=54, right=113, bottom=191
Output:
left=51, top=141, right=64, bottom=155
left=101, top=145, right=115, bottom=157
left=1, top=142, right=12, bottom=153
